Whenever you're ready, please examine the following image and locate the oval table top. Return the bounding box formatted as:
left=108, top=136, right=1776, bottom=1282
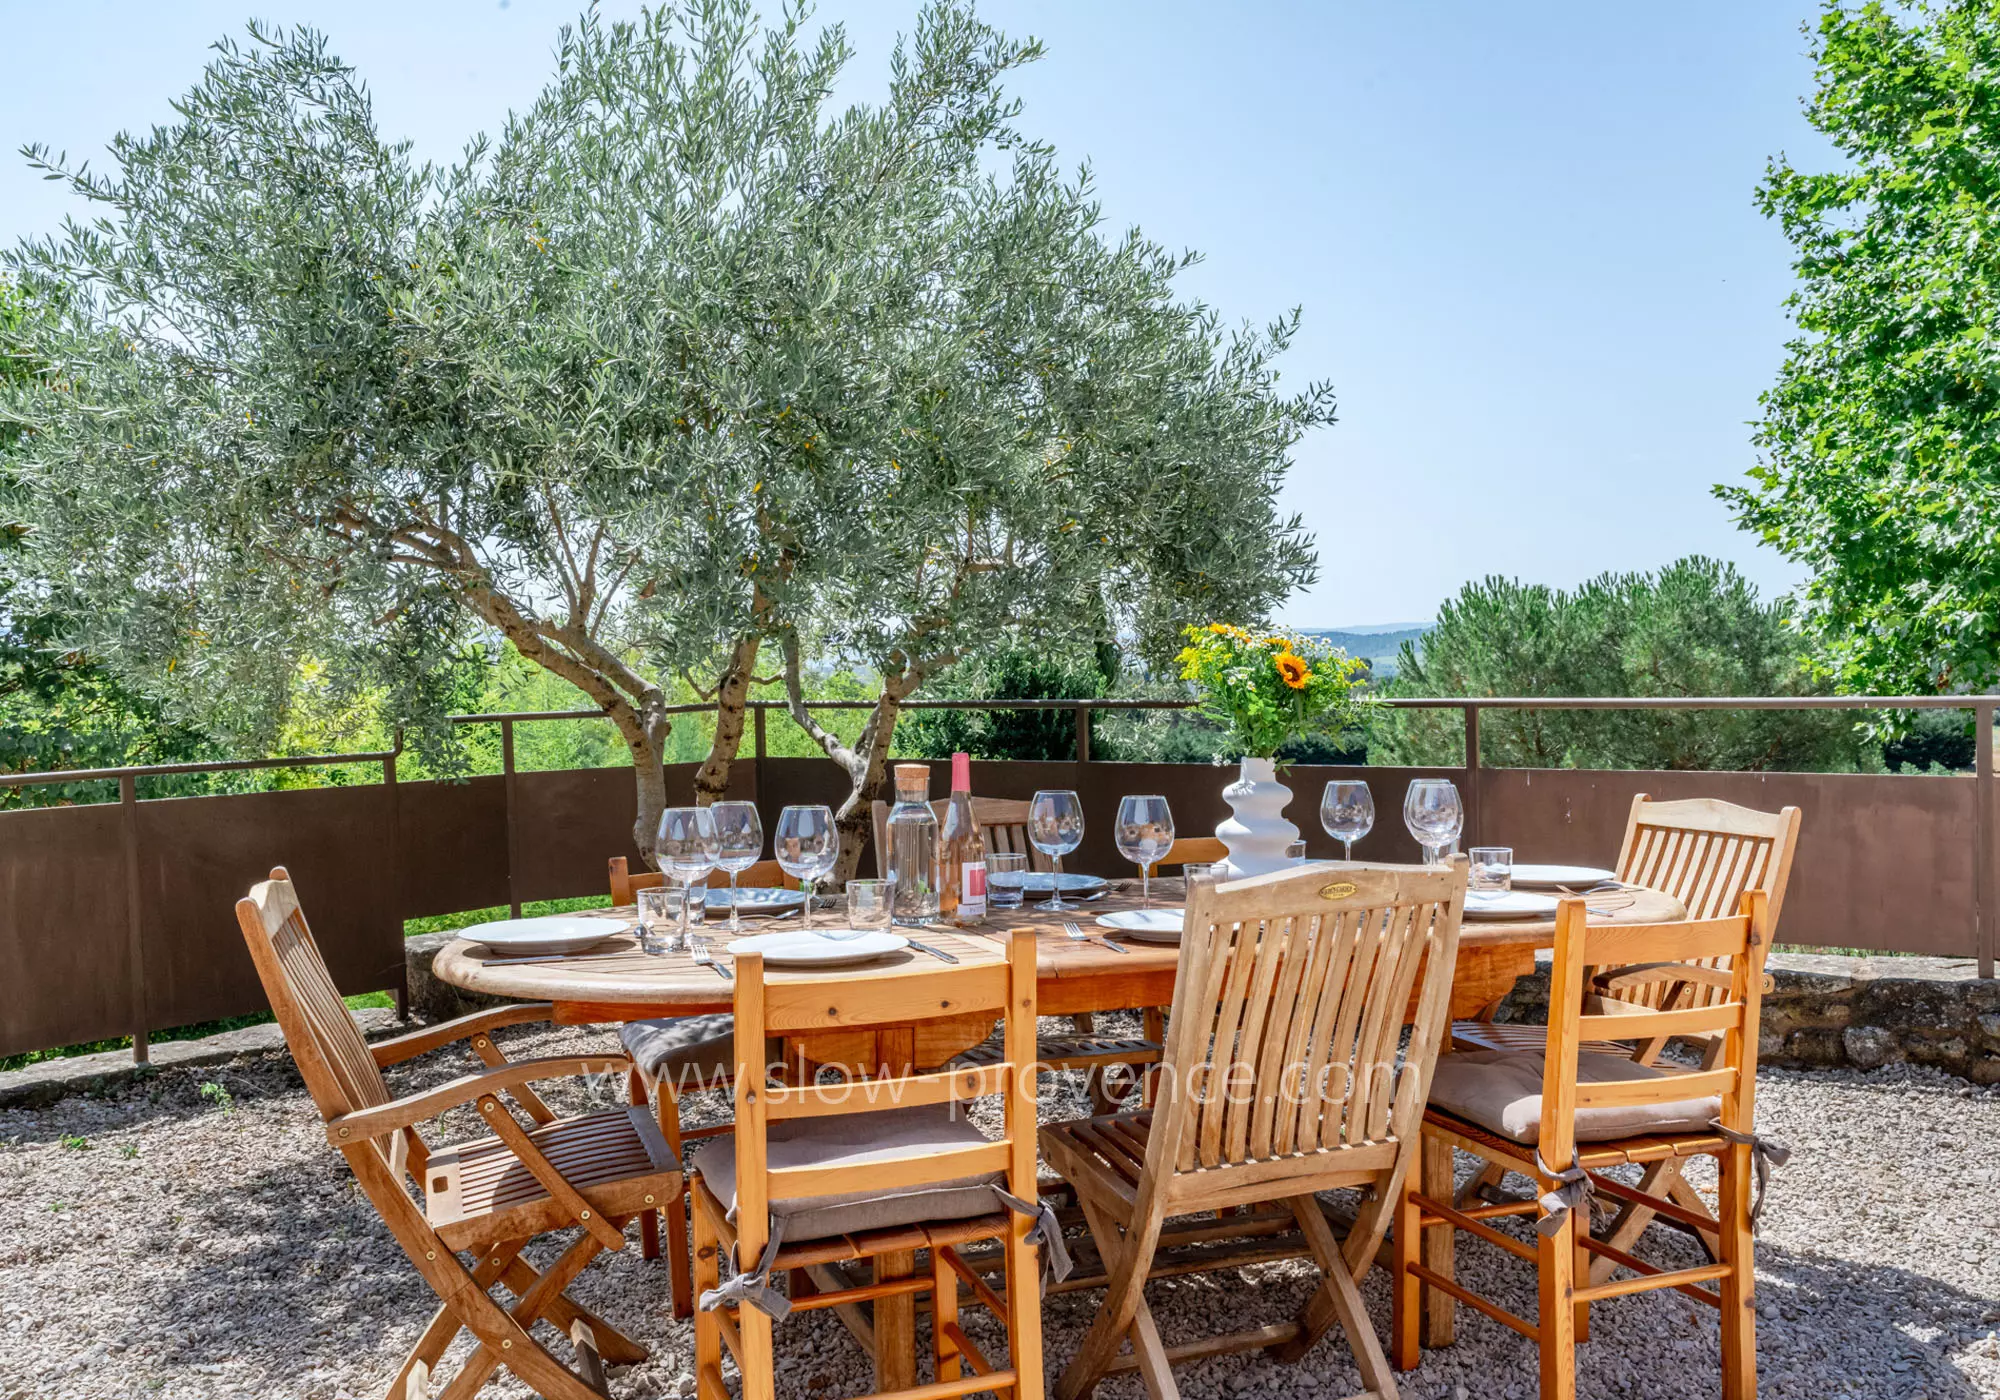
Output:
left=431, top=872, right=1688, bottom=1021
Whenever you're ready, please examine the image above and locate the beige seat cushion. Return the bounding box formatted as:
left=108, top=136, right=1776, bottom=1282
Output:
left=1427, top=1049, right=1722, bottom=1144
left=620, top=1015, right=780, bottom=1086
left=693, top=1105, right=1004, bottom=1242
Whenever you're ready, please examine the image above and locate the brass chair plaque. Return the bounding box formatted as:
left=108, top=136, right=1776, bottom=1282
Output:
left=1318, top=881, right=1358, bottom=900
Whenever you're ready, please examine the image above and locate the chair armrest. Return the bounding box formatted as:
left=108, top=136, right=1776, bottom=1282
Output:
left=326, top=1052, right=631, bottom=1144
left=369, top=1003, right=557, bottom=1067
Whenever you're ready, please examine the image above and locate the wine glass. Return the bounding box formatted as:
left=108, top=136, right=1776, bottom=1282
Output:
left=1403, top=779, right=1463, bottom=864
left=1321, top=780, right=1375, bottom=861
left=657, top=806, right=719, bottom=949
left=1028, top=789, right=1085, bottom=911
left=1114, top=795, right=1175, bottom=909
left=774, top=804, right=838, bottom=932
left=710, top=801, right=764, bottom=934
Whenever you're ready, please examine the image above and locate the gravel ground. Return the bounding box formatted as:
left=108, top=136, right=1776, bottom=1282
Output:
left=1, top=1020, right=1996, bottom=1400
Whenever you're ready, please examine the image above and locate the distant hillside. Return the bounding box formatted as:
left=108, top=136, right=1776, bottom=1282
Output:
left=1301, top=626, right=1429, bottom=679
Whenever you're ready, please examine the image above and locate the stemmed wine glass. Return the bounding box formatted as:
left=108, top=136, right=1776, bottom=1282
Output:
left=1403, top=779, right=1464, bottom=865
left=1114, top=795, right=1175, bottom=909
left=1028, top=789, right=1085, bottom=911
left=710, top=801, right=764, bottom=934
left=657, top=806, right=719, bottom=950
left=1321, top=780, right=1375, bottom=861
left=774, top=804, right=839, bottom=932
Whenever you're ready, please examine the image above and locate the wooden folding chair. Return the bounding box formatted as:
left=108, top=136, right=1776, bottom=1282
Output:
left=1397, top=891, right=1776, bottom=1399
left=607, top=855, right=796, bottom=1315
left=691, top=928, right=1050, bottom=1400
left=1040, top=859, right=1470, bottom=1400
left=235, top=868, right=678, bottom=1400
left=1450, top=797, right=1799, bottom=1268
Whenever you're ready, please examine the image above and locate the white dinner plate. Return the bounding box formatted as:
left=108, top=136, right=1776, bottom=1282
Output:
left=727, top=929, right=910, bottom=967
left=1016, top=872, right=1110, bottom=895
left=1463, top=890, right=1561, bottom=921
left=703, top=886, right=807, bottom=913
left=1096, top=909, right=1184, bottom=943
left=1508, top=864, right=1618, bottom=889
left=463, top=915, right=619, bottom=958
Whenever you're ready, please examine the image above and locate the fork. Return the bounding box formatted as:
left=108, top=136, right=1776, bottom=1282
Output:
left=690, top=936, right=732, bottom=980
left=1065, top=919, right=1127, bottom=954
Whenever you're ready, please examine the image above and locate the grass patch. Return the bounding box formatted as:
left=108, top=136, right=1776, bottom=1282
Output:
left=403, top=894, right=611, bottom=938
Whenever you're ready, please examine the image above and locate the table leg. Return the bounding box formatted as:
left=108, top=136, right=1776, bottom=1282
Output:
left=1422, top=1136, right=1457, bottom=1348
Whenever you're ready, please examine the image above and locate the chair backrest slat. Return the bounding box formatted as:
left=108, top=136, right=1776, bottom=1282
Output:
left=1150, top=861, right=1467, bottom=1183
left=1539, top=890, right=1773, bottom=1172
left=1611, top=797, right=1800, bottom=1011
left=234, top=868, right=392, bottom=1124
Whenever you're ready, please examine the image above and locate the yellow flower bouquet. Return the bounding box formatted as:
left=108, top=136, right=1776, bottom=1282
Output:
left=1176, top=623, right=1368, bottom=760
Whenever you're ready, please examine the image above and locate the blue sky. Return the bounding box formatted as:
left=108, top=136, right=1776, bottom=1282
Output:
left=0, top=1, right=1832, bottom=628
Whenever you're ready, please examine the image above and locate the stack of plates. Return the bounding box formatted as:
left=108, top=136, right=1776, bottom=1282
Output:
left=727, top=930, right=909, bottom=967
left=704, top=886, right=807, bottom=914
left=1508, top=864, right=1617, bottom=889
left=463, top=916, right=618, bottom=958
left=1463, top=890, right=1561, bottom=921
left=1094, top=909, right=1184, bottom=943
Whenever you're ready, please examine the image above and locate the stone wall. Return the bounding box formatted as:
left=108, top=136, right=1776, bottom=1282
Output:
left=1486, top=952, right=2000, bottom=1085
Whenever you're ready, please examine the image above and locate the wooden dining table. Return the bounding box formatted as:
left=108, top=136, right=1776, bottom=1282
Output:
left=432, top=869, right=1687, bottom=1391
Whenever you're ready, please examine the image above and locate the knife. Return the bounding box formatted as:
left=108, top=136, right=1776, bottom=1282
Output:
left=904, top=939, right=959, bottom=964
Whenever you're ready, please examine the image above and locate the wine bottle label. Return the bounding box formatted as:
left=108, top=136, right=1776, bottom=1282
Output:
left=960, top=860, right=987, bottom=917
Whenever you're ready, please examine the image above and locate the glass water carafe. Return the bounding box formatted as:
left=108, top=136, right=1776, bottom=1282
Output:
left=885, top=763, right=940, bottom=925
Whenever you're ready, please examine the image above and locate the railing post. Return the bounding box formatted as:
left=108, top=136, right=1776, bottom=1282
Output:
left=119, top=775, right=149, bottom=1065
left=384, top=744, right=407, bottom=1020
left=502, top=717, right=522, bottom=919
left=1461, top=704, right=1482, bottom=850
left=1978, top=701, right=1995, bottom=979
left=1075, top=703, right=1092, bottom=763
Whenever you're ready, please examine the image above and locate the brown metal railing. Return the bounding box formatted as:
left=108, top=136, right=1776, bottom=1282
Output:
left=1, top=693, right=1992, bottom=1067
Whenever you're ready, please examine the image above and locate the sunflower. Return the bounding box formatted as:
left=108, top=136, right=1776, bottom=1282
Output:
left=1275, top=652, right=1311, bottom=689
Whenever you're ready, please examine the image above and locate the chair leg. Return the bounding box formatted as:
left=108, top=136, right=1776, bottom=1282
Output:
left=1536, top=1208, right=1579, bottom=1400
left=1716, top=1144, right=1758, bottom=1400
left=628, top=1069, right=659, bottom=1261
left=1454, top=1158, right=1508, bottom=1210
left=933, top=1244, right=962, bottom=1383
left=1062, top=1192, right=1172, bottom=1400
left=692, top=1191, right=724, bottom=1400
left=437, top=1231, right=612, bottom=1400
left=499, top=1255, right=648, bottom=1365
left=1272, top=1194, right=1397, bottom=1396
left=386, top=1241, right=528, bottom=1400
left=657, top=1088, right=696, bottom=1319
left=1392, top=1178, right=1423, bottom=1371
left=1421, top=1136, right=1458, bottom=1348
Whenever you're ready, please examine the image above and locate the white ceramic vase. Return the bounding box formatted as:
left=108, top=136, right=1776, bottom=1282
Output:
left=1215, top=756, right=1300, bottom=878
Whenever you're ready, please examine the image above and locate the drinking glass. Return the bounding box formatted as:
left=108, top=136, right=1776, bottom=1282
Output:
left=774, top=804, right=838, bottom=932
left=1403, top=779, right=1464, bottom=864
left=658, top=806, right=719, bottom=949
left=844, top=879, right=894, bottom=939
left=1028, top=789, right=1085, bottom=910
left=710, top=800, right=764, bottom=934
left=1286, top=839, right=1308, bottom=862
left=1470, top=846, right=1514, bottom=894
left=636, top=886, right=672, bottom=955
left=1114, top=795, right=1175, bottom=909
left=1184, top=861, right=1230, bottom=888
left=987, top=852, right=1028, bottom=911
left=1321, top=780, right=1375, bottom=860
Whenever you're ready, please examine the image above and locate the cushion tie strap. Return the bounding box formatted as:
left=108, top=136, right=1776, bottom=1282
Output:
left=698, top=1217, right=792, bottom=1321
left=1708, top=1119, right=1791, bottom=1228
left=995, top=1187, right=1074, bottom=1289
left=1532, top=1149, right=1592, bottom=1239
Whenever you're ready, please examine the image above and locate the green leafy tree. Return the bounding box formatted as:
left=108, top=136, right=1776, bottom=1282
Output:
left=1375, top=557, right=1873, bottom=771
left=897, top=642, right=1119, bottom=761
left=0, top=278, right=216, bottom=805
left=2, top=22, right=779, bottom=853
left=1721, top=0, right=2000, bottom=699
